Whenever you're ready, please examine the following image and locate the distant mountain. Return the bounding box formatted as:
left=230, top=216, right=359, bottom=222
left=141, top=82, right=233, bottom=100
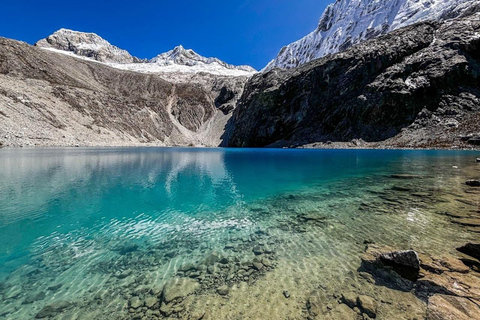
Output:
left=264, top=0, right=480, bottom=71
left=35, top=29, right=256, bottom=76
left=35, top=28, right=140, bottom=64
left=149, top=45, right=256, bottom=73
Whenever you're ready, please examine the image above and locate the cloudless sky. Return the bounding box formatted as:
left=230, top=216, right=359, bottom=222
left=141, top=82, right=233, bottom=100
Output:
left=0, top=0, right=331, bottom=70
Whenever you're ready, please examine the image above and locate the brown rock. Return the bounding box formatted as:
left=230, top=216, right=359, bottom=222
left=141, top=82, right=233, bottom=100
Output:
left=357, top=295, right=378, bottom=318
left=427, top=294, right=480, bottom=320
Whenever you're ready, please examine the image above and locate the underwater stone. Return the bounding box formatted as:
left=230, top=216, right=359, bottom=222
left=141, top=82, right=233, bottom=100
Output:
left=252, top=246, right=264, bottom=255
left=203, top=251, right=222, bottom=265
left=217, top=285, right=229, bottom=296
left=144, top=296, right=158, bottom=308
left=341, top=292, right=357, bottom=309
left=23, top=291, right=46, bottom=304
left=35, top=301, right=73, bottom=319
left=357, top=295, right=378, bottom=318
left=129, top=296, right=143, bottom=309
left=162, top=278, right=199, bottom=303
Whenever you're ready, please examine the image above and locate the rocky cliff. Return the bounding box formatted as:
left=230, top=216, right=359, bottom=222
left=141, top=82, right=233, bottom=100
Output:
left=265, top=0, right=480, bottom=71
left=0, top=37, right=249, bottom=147
left=226, top=13, right=480, bottom=149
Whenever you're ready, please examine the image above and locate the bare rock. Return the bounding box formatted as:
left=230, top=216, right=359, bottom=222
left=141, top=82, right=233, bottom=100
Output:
left=416, top=271, right=480, bottom=299
left=427, top=294, right=480, bottom=320
left=380, top=250, right=420, bottom=281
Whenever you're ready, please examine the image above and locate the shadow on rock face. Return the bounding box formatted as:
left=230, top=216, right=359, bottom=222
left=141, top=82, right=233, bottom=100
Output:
left=358, top=245, right=415, bottom=292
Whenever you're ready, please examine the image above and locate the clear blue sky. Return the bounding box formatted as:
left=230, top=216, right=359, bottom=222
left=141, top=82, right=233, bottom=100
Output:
left=1, top=0, right=331, bottom=70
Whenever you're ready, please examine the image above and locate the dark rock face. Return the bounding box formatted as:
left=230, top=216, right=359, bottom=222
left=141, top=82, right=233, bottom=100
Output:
left=457, top=243, right=480, bottom=260
left=226, top=13, right=480, bottom=148
left=380, top=250, right=420, bottom=281
left=466, top=180, right=480, bottom=187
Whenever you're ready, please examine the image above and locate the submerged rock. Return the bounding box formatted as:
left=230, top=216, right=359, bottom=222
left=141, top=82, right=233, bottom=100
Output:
left=357, top=295, right=378, bottom=318
left=162, top=278, right=200, bottom=303
left=22, top=291, right=46, bottom=304
left=129, top=296, right=143, bottom=309
left=216, top=285, right=229, bottom=296
left=390, top=174, right=420, bottom=180
left=341, top=292, right=357, bottom=309
left=35, top=301, right=73, bottom=319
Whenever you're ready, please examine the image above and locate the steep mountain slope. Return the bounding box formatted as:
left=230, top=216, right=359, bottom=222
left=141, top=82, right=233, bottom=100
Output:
left=225, top=13, right=480, bottom=149
left=0, top=38, right=249, bottom=147
left=265, top=0, right=480, bottom=71
left=35, top=29, right=256, bottom=76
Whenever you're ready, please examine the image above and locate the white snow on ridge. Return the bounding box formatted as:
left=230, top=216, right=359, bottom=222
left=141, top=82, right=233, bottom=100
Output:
left=41, top=47, right=256, bottom=77
left=36, top=29, right=256, bottom=76
left=264, top=0, right=479, bottom=71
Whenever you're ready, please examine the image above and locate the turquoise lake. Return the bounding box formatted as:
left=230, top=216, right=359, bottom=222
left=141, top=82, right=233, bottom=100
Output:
left=0, top=148, right=479, bottom=319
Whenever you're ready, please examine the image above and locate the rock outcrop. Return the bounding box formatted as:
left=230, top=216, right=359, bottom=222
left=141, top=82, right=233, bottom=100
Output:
left=0, top=37, right=249, bottom=147
left=360, top=245, right=480, bottom=320
left=226, top=12, right=480, bottom=148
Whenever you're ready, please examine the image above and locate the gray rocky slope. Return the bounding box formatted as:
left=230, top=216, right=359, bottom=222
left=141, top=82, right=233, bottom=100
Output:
left=225, top=12, right=480, bottom=149
left=0, top=37, right=249, bottom=147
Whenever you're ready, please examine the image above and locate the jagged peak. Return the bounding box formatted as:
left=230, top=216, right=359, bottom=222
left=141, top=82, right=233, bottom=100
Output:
left=35, top=30, right=256, bottom=76
left=35, top=28, right=139, bottom=64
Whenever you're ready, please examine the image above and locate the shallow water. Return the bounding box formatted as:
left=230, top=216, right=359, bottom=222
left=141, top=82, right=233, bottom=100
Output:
left=0, top=148, right=479, bottom=319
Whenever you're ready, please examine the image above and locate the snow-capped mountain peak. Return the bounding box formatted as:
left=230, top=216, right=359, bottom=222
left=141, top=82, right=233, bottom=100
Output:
left=35, top=28, right=139, bottom=64
left=35, top=30, right=256, bottom=76
left=149, top=45, right=256, bottom=73
left=264, top=0, right=479, bottom=71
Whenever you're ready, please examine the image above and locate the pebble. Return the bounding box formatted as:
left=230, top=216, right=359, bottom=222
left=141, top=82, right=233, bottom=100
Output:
left=144, top=296, right=158, bottom=308
left=129, top=297, right=143, bottom=309
left=217, top=285, right=230, bottom=296
left=283, top=290, right=291, bottom=299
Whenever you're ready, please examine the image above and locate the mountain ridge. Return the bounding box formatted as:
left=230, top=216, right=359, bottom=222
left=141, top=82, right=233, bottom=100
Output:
left=35, top=28, right=256, bottom=76
left=264, top=0, right=480, bottom=71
